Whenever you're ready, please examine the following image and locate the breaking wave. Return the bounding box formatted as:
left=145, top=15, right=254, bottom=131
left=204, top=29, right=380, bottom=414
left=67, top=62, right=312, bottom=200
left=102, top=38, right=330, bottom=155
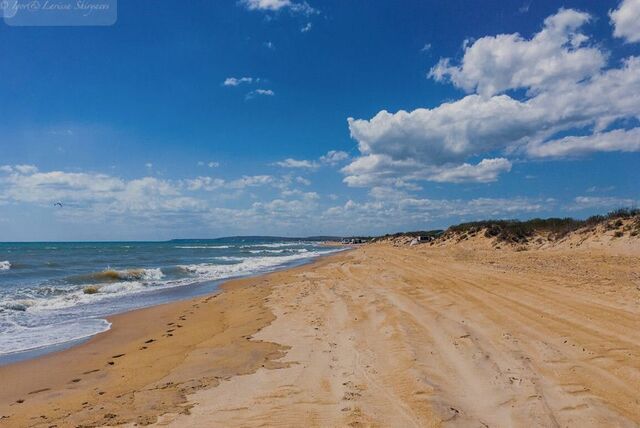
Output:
left=0, top=261, right=10, bottom=271
left=178, top=251, right=325, bottom=280
left=70, top=268, right=164, bottom=284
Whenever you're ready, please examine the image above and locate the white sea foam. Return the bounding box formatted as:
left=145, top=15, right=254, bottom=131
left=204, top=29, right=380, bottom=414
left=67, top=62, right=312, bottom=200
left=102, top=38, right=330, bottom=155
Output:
left=240, top=242, right=301, bottom=248
left=0, top=261, right=10, bottom=271
left=175, top=245, right=230, bottom=249
left=0, top=318, right=111, bottom=356
left=178, top=250, right=327, bottom=280
left=248, top=248, right=309, bottom=254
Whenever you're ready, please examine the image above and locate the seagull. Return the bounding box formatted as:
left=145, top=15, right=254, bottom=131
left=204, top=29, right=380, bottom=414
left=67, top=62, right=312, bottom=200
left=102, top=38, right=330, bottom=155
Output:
left=53, top=201, right=63, bottom=208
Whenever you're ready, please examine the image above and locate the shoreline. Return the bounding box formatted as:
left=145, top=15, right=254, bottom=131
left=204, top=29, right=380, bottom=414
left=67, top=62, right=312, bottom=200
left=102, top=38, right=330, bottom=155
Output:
left=0, top=249, right=349, bottom=427
left=0, top=247, right=346, bottom=367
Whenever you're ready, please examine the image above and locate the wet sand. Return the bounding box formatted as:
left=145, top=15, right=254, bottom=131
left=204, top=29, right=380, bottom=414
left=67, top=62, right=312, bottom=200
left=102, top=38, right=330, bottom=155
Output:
left=1, top=244, right=639, bottom=427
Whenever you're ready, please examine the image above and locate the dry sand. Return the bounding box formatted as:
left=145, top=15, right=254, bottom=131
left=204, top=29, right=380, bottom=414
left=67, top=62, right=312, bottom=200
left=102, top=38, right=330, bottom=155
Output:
left=1, top=243, right=639, bottom=427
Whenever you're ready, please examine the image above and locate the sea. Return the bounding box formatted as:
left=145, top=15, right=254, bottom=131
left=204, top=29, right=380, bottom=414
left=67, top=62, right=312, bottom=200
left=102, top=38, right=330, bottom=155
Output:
left=0, top=238, right=342, bottom=364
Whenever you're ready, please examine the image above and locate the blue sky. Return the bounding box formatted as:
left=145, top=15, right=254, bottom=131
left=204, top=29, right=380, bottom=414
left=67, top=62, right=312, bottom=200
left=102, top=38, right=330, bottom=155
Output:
left=1, top=0, right=639, bottom=240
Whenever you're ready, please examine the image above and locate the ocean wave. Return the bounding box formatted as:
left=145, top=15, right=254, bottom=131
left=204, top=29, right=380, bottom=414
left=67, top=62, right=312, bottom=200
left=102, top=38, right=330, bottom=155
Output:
left=239, top=242, right=302, bottom=248
left=0, top=261, right=10, bottom=271
left=71, top=268, right=164, bottom=284
left=248, top=248, right=309, bottom=254
left=175, top=245, right=230, bottom=249
left=0, top=275, right=179, bottom=314
left=178, top=250, right=325, bottom=280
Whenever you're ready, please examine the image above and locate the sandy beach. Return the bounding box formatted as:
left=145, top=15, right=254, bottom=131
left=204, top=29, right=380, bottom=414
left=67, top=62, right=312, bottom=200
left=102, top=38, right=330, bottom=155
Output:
left=1, top=242, right=639, bottom=427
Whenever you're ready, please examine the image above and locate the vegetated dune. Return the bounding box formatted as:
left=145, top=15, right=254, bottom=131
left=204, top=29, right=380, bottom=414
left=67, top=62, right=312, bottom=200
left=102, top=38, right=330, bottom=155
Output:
left=382, top=209, right=640, bottom=256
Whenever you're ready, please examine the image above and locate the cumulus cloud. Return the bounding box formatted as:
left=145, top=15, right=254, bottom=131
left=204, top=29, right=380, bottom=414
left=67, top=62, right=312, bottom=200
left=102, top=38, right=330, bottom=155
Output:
left=319, top=150, right=349, bottom=165
left=429, top=8, right=605, bottom=97
left=527, top=128, right=640, bottom=158
left=610, top=0, right=640, bottom=43
left=343, top=9, right=640, bottom=188
left=428, top=158, right=512, bottom=183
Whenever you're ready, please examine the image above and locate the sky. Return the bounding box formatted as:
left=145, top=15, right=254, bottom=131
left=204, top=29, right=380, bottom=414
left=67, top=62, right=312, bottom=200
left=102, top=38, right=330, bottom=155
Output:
left=0, top=0, right=639, bottom=241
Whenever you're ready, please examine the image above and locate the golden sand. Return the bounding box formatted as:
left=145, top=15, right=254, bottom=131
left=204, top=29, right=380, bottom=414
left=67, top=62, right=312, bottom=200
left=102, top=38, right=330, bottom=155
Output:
left=1, top=243, right=639, bottom=427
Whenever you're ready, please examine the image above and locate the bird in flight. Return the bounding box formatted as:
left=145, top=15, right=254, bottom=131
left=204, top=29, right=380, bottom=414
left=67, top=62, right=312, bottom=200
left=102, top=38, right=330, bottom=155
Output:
left=53, top=202, right=63, bottom=207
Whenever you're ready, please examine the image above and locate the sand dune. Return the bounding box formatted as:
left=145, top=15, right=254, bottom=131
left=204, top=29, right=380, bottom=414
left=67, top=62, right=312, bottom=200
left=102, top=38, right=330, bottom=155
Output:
left=1, top=243, right=639, bottom=427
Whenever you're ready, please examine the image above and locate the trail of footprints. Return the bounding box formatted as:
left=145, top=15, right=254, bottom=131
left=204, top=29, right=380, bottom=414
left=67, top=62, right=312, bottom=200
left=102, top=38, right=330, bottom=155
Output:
left=8, top=296, right=217, bottom=425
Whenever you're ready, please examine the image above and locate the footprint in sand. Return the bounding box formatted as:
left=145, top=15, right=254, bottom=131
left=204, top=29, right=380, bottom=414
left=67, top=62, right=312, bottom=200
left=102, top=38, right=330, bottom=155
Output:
left=144, top=339, right=155, bottom=344
left=70, top=378, right=81, bottom=383
left=28, top=388, right=50, bottom=395
left=111, top=353, right=125, bottom=358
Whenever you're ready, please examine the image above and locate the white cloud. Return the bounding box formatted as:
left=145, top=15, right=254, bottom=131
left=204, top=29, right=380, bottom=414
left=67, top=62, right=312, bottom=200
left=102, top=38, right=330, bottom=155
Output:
left=319, top=150, right=349, bottom=165
left=246, top=88, right=275, bottom=99
left=427, top=158, right=512, bottom=183
left=0, top=167, right=205, bottom=216
left=185, top=176, right=226, bottom=191
left=275, top=150, right=348, bottom=170
left=14, top=165, right=38, bottom=174
left=223, top=77, right=255, bottom=87
left=264, top=41, right=275, bottom=50
left=429, top=8, right=605, bottom=97
left=295, top=176, right=311, bottom=185
left=240, top=0, right=317, bottom=15
left=527, top=128, right=640, bottom=158
left=228, top=175, right=274, bottom=189
left=610, top=0, right=640, bottom=43
left=275, top=158, right=318, bottom=169
left=343, top=9, right=640, bottom=188
left=301, top=22, right=312, bottom=33
left=568, top=196, right=639, bottom=210
left=241, top=0, right=291, bottom=11
left=421, top=43, right=431, bottom=53
left=322, top=196, right=549, bottom=232
left=255, top=89, right=274, bottom=96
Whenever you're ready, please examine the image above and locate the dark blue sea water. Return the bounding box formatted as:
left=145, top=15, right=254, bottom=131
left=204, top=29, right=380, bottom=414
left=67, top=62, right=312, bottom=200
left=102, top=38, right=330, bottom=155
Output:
left=0, top=238, right=341, bottom=362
